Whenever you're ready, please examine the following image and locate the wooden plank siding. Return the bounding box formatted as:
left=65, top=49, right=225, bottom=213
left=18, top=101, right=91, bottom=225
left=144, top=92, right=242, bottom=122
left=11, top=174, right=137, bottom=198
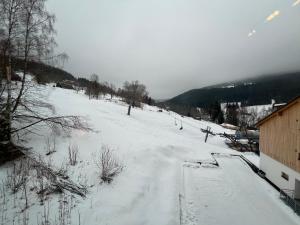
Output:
left=260, top=101, right=300, bottom=173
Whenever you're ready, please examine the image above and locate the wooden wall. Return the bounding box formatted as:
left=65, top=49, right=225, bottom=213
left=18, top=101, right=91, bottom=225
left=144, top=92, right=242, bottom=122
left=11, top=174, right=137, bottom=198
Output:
left=260, top=101, right=300, bottom=173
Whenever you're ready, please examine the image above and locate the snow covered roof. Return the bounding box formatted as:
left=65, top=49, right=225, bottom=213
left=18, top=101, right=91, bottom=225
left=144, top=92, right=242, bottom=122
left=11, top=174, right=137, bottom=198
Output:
left=221, top=123, right=238, bottom=130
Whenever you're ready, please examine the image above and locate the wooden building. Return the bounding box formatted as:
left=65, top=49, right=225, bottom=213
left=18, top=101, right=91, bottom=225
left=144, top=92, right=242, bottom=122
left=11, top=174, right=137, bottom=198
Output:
left=256, top=96, right=300, bottom=200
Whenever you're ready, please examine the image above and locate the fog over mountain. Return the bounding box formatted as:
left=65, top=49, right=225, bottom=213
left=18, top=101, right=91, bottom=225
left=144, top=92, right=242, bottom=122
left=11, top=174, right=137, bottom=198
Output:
left=47, top=0, right=300, bottom=98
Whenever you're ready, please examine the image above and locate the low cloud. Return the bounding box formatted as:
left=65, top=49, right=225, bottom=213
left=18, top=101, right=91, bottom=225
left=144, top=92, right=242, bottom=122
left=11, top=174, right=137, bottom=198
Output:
left=48, top=0, right=300, bottom=98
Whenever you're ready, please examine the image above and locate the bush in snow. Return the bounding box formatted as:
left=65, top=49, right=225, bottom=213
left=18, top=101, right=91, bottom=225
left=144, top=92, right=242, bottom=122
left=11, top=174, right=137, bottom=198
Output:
left=5, top=158, right=29, bottom=194
left=45, top=133, right=57, bottom=156
left=95, top=146, right=123, bottom=183
left=68, top=144, right=79, bottom=166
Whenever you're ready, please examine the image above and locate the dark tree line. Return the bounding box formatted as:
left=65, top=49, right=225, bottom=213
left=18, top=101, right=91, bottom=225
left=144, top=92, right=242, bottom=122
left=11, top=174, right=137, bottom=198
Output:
left=208, top=101, right=224, bottom=124
left=75, top=74, right=116, bottom=100
left=163, top=101, right=243, bottom=126
left=13, top=58, right=73, bottom=84
left=168, top=72, right=300, bottom=108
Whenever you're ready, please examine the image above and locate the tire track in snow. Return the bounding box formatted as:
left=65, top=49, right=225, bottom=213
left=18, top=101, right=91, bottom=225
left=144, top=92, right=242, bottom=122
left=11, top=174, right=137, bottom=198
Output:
left=106, top=150, right=182, bottom=225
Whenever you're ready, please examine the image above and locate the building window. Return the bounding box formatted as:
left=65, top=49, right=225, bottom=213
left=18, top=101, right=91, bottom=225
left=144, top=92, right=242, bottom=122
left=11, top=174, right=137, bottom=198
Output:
left=281, top=172, right=289, bottom=181
left=298, top=153, right=300, bottom=160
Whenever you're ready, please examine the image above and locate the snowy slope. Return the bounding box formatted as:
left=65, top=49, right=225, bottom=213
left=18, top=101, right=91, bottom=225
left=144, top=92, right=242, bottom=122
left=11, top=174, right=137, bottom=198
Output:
left=0, top=85, right=298, bottom=225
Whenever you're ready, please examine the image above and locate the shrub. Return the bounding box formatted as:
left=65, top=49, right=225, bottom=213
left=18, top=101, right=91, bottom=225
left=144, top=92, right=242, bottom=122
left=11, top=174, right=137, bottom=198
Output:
left=68, top=144, right=79, bottom=166
left=95, top=146, right=123, bottom=183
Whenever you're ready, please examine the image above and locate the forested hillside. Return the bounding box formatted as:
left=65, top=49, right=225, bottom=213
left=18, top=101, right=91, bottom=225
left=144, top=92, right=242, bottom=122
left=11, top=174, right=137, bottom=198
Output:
left=12, top=58, right=76, bottom=83
left=0, top=57, right=75, bottom=84
left=168, top=72, right=300, bottom=107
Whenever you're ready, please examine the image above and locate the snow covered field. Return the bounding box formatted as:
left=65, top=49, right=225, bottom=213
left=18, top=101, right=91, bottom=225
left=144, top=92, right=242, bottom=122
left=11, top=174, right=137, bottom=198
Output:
left=0, top=85, right=298, bottom=225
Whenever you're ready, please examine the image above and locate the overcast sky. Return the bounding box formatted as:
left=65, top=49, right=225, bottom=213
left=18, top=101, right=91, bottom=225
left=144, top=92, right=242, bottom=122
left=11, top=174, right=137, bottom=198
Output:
left=47, top=0, right=300, bottom=98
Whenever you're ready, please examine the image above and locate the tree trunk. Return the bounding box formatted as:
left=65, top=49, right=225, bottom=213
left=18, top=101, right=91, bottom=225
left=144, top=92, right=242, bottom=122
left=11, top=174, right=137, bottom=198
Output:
left=127, top=104, right=131, bottom=116
left=12, top=43, right=29, bottom=113
left=5, top=64, right=12, bottom=142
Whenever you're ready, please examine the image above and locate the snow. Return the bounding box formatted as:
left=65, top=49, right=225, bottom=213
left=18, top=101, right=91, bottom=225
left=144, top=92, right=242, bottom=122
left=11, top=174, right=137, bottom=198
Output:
left=181, top=156, right=299, bottom=225
left=220, top=102, right=273, bottom=121
left=244, top=104, right=273, bottom=118
left=221, top=123, right=238, bottom=130
left=0, top=84, right=299, bottom=225
left=221, top=84, right=235, bottom=88
left=242, top=152, right=260, bottom=167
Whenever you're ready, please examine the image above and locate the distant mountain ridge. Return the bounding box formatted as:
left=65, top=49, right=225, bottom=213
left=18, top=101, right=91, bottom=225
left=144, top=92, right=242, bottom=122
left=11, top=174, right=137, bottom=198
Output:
left=167, top=72, right=300, bottom=107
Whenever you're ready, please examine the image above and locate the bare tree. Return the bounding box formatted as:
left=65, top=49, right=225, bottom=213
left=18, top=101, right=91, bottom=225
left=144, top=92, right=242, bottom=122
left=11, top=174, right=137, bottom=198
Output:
left=0, top=0, right=84, bottom=163
left=87, top=73, right=100, bottom=99
left=12, top=0, right=56, bottom=113
left=123, top=80, right=148, bottom=106
left=0, top=0, right=23, bottom=142
left=122, top=80, right=148, bottom=116
left=108, top=83, right=115, bottom=99
left=5, top=158, right=29, bottom=194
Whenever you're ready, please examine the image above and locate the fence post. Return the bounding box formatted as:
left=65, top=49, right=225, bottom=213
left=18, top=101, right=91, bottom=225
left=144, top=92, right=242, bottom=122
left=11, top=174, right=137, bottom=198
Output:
left=205, top=126, right=211, bottom=143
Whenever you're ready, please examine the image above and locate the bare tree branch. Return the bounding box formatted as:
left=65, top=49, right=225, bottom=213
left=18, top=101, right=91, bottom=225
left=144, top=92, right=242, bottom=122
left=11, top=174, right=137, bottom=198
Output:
left=11, top=115, right=91, bottom=134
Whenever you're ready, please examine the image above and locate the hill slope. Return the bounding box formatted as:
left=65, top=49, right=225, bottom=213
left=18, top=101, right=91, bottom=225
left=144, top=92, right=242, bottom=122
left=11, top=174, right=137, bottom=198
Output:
left=0, top=83, right=299, bottom=225
left=10, top=58, right=76, bottom=83
left=168, top=72, right=300, bottom=107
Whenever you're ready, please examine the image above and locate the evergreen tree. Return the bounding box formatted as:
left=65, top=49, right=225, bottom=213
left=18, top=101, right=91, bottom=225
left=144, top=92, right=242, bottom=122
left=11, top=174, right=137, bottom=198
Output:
left=225, top=103, right=239, bottom=125
left=210, top=101, right=221, bottom=122
left=217, top=110, right=225, bottom=124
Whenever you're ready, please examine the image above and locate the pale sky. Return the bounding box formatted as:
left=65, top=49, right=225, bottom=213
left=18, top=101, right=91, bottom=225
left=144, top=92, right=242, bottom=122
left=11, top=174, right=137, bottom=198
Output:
left=47, top=0, right=300, bottom=98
